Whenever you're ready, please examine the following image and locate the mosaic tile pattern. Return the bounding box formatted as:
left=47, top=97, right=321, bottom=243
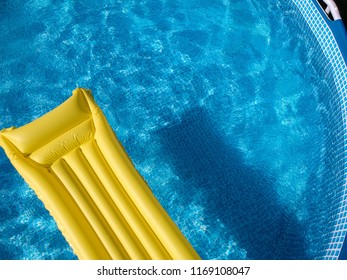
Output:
left=292, top=0, right=347, bottom=260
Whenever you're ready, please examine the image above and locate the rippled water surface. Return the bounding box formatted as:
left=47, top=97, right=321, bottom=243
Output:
left=0, top=0, right=331, bottom=259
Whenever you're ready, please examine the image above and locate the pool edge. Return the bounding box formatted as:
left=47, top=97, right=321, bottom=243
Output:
left=292, top=0, right=347, bottom=260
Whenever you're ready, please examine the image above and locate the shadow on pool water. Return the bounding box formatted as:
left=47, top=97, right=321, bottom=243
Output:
left=156, top=107, right=308, bottom=259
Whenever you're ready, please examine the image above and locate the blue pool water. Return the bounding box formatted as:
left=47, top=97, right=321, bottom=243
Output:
left=0, top=0, right=333, bottom=259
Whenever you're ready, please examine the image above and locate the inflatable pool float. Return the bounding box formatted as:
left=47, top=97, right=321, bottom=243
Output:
left=0, top=88, right=201, bottom=260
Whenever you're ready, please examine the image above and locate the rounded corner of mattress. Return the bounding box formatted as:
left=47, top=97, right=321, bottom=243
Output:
left=0, top=127, right=15, bottom=146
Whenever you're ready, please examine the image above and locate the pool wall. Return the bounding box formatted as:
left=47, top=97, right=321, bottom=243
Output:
left=291, top=0, right=347, bottom=260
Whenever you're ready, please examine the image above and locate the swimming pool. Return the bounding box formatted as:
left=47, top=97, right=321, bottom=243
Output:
left=0, top=0, right=344, bottom=259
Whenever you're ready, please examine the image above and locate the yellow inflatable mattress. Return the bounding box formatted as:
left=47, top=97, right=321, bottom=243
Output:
left=0, top=88, right=200, bottom=260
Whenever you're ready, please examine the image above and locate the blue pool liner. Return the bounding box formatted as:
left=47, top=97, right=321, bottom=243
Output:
left=311, top=0, right=347, bottom=260
left=340, top=240, right=347, bottom=259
